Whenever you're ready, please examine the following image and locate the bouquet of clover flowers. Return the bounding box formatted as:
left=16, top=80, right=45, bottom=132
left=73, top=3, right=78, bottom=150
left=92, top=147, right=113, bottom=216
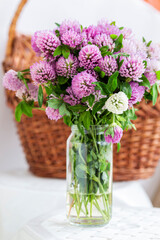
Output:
left=3, top=19, right=160, bottom=225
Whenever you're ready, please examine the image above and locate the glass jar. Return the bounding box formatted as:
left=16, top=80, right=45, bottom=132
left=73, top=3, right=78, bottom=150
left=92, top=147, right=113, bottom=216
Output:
left=66, top=125, right=113, bottom=226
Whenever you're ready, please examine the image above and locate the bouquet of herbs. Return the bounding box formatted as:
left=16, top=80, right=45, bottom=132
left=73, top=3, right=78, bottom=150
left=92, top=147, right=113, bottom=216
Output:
left=3, top=19, right=160, bottom=224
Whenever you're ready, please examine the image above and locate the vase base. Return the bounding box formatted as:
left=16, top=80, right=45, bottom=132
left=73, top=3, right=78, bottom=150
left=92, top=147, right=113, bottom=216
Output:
left=68, top=215, right=111, bottom=226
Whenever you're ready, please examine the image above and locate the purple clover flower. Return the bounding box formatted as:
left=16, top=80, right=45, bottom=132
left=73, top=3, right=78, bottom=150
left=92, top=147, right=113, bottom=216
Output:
left=62, top=87, right=80, bottom=106
left=59, top=20, right=81, bottom=35
left=94, top=34, right=115, bottom=51
left=72, top=71, right=97, bottom=99
left=16, top=83, right=38, bottom=102
left=56, top=54, right=78, bottom=78
left=3, top=70, right=23, bottom=91
left=99, top=55, right=118, bottom=76
left=119, top=55, right=145, bottom=81
left=45, top=107, right=62, bottom=121
left=30, top=61, right=56, bottom=85
left=79, top=45, right=102, bottom=70
left=33, top=30, right=60, bottom=61
left=129, top=82, right=145, bottom=107
left=61, top=30, right=82, bottom=48
left=104, top=125, right=123, bottom=144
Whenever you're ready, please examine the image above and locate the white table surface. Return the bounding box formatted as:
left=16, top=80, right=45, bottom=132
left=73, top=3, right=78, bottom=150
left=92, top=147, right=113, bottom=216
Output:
left=12, top=207, right=160, bottom=240
left=0, top=169, right=152, bottom=240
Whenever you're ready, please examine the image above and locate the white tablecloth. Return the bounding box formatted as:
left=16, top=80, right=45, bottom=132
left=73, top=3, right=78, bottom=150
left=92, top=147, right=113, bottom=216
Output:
left=0, top=170, right=152, bottom=240
left=12, top=207, right=160, bottom=240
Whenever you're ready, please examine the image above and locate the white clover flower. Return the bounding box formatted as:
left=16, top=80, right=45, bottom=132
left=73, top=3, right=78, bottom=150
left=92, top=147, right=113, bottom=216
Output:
left=104, top=91, right=128, bottom=114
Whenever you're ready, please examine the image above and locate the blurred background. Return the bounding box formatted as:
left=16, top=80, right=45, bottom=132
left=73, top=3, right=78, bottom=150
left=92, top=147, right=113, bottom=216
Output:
left=0, top=0, right=160, bottom=239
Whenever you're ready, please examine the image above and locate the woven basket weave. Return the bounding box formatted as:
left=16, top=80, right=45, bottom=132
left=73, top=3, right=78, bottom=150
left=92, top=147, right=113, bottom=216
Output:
left=2, top=0, right=160, bottom=181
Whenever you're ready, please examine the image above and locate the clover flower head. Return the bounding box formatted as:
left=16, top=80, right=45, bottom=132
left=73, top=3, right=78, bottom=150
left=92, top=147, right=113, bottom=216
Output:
left=30, top=61, right=56, bottom=85
left=129, top=82, right=145, bottom=107
left=72, top=71, right=97, bottom=99
left=104, top=91, right=128, bottom=114
left=99, top=55, right=118, bottom=76
left=59, top=20, right=81, bottom=35
left=119, top=55, right=145, bottom=81
left=94, top=34, right=115, bottom=51
left=147, top=42, right=160, bottom=60
left=61, top=30, right=82, bottom=48
left=45, top=107, right=62, bottom=121
left=62, top=87, right=80, bottom=106
left=105, top=125, right=123, bottom=143
left=16, top=83, right=38, bottom=102
left=82, top=25, right=99, bottom=46
left=35, top=30, right=61, bottom=61
left=56, top=54, right=78, bottom=78
left=79, top=45, right=102, bottom=70
left=97, top=19, right=121, bottom=36
left=3, top=70, right=23, bottom=91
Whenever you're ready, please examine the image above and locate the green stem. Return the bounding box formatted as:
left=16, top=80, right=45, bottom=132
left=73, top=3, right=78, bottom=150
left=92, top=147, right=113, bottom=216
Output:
left=33, top=107, right=45, bottom=111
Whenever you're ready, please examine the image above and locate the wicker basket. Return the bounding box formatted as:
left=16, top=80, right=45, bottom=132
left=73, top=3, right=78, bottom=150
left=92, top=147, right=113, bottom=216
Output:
left=2, top=0, right=160, bottom=181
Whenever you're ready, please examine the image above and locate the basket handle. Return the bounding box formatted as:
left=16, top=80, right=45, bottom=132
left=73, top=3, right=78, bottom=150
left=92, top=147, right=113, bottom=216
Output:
left=6, top=0, right=28, bottom=57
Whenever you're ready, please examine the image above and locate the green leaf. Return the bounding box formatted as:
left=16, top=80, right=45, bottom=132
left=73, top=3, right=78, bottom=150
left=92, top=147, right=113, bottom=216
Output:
left=57, top=76, right=68, bottom=85
left=47, top=99, right=62, bottom=109
left=94, top=82, right=110, bottom=95
left=118, top=59, right=124, bottom=69
left=120, top=82, right=132, bottom=99
left=156, top=70, right=160, bottom=80
left=142, top=37, right=146, bottom=43
left=21, top=101, right=33, bottom=117
left=59, top=103, right=70, bottom=116
left=110, top=21, right=116, bottom=26
left=147, top=40, right=152, bottom=47
left=63, top=115, right=72, bottom=126
left=62, top=45, right=70, bottom=59
left=119, top=27, right=124, bottom=30
left=38, top=85, right=43, bottom=108
left=53, top=46, right=62, bottom=57
left=143, top=60, right=147, bottom=69
left=88, top=94, right=95, bottom=107
left=100, top=46, right=109, bottom=57
left=116, top=115, right=126, bottom=122
left=15, top=101, right=33, bottom=122
left=75, top=164, right=87, bottom=178
left=105, top=127, right=114, bottom=138
left=112, top=53, right=129, bottom=59
left=15, top=102, right=23, bottom=122
left=139, top=75, right=151, bottom=89
left=92, top=101, right=106, bottom=115
left=94, top=66, right=101, bottom=73
left=55, top=29, right=60, bottom=37
left=45, top=85, right=53, bottom=95
left=21, top=69, right=30, bottom=73
left=110, top=34, right=117, bottom=39
left=83, top=111, right=91, bottom=130
left=117, top=142, right=121, bottom=152
left=68, top=104, right=88, bottom=112
left=114, top=34, right=123, bottom=52
left=22, top=78, right=29, bottom=90
left=17, top=72, right=29, bottom=90
left=88, top=41, right=92, bottom=45
left=100, top=71, right=105, bottom=78
left=107, top=71, right=119, bottom=92
left=55, top=22, right=60, bottom=27
left=152, top=83, right=158, bottom=106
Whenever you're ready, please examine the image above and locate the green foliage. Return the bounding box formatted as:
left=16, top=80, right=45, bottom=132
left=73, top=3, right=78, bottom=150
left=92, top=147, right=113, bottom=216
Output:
left=68, top=104, right=88, bottom=112
left=53, top=46, right=62, bottom=57
left=55, top=22, right=60, bottom=27
left=120, top=82, right=132, bottom=99
left=59, top=103, right=71, bottom=116
left=62, top=45, right=70, bottom=59
left=139, top=75, right=151, bottom=89
left=152, top=83, right=158, bottom=106
left=47, top=98, right=62, bottom=109
left=114, top=34, right=123, bottom=52
left=156, top=70, right=160, bottom=80
left=100, top=46, right=109, bottom=57
left=107, top=71, right=119, bottom=92
left=57, top=76, right=69, bottom=85
left=38, top=85, right=43, bottom=108
left=15, top=101, right=33, bottom=122
left=110, top=34, right=117, bottom=40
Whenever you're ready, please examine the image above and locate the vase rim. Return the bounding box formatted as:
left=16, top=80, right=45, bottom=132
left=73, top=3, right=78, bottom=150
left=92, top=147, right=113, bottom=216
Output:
left=71, top=124, right=108, bottom=132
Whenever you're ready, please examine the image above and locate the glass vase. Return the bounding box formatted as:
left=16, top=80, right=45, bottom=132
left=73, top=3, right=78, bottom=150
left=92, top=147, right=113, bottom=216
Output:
left=66, top=125, right=113, bottom=226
